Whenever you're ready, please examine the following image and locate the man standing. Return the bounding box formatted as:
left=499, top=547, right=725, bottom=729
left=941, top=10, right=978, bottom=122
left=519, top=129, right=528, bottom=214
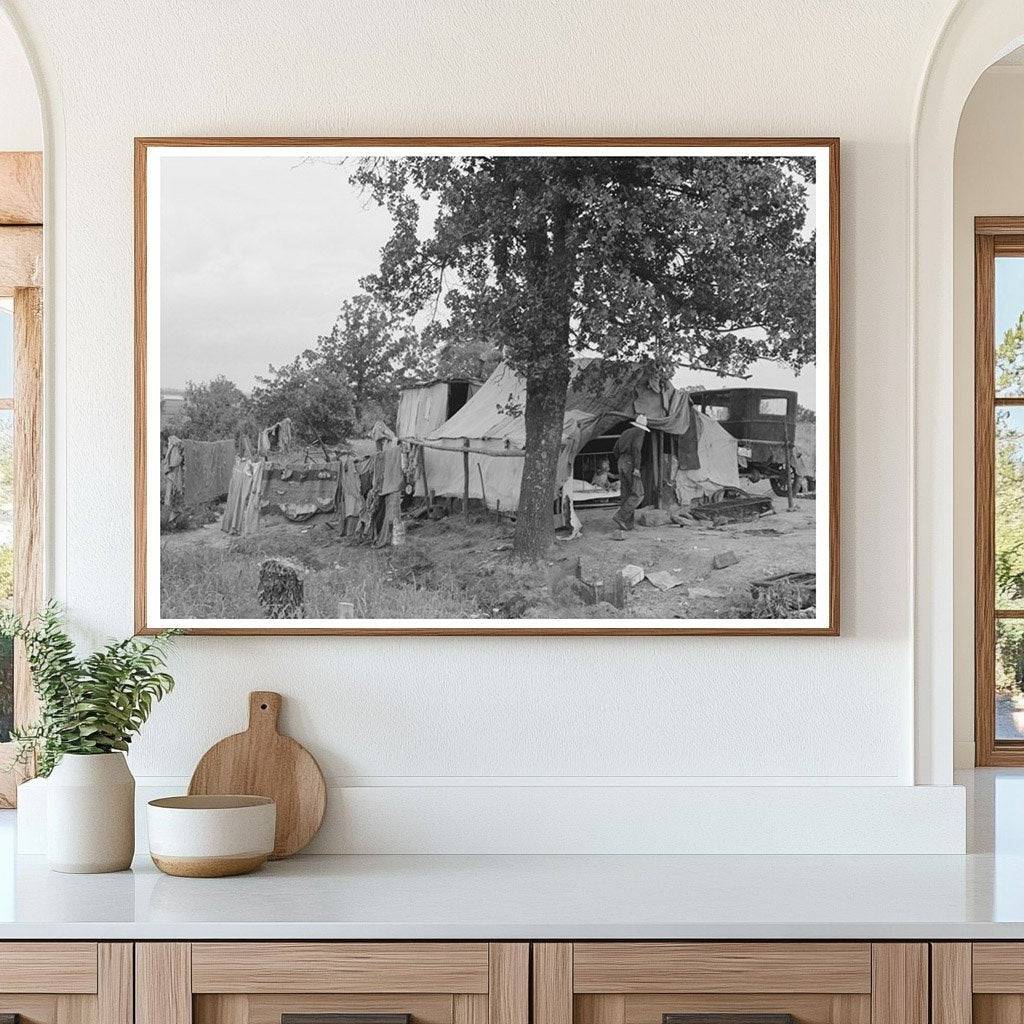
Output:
left=611, top=414, right=650, bottom=530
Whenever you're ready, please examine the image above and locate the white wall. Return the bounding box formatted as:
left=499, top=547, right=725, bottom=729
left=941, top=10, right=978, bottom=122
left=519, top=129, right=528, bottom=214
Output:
left=0, top=11, right=39, bottom=151
left=952, top=65, right=1024, bottom=768
left=1, top=0, right=972, bottom=851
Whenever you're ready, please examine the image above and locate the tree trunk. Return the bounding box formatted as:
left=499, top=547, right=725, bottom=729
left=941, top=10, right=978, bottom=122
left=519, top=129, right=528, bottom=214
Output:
left=514, top=372, right=570, bottom=558
left=513, top=191, right=574, bottom=560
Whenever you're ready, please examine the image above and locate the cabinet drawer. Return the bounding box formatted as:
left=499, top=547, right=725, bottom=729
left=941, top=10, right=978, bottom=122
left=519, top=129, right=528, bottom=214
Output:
left=139, top=942, right=528, bottom=1024
left=191, top=943, right=490, bottom=993
left=0, top=942, right=130, bottom=1024
left=572, top=943, right=872, bottom=994
left=533, top=944, right=926, bottom=1024
left=0, top=942, right=98, bottom=993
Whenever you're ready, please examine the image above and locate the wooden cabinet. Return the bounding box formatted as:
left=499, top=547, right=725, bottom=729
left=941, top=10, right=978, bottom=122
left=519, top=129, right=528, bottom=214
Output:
left=931, top=943, right=1024, bottom=1024
left=0, top=938, right=948, bottom=1024
left=136, top=943, right=528, bottom=1024
left=0, top=942, right=132, bottom=1024
left=533, top=944, right=928, bottom=1024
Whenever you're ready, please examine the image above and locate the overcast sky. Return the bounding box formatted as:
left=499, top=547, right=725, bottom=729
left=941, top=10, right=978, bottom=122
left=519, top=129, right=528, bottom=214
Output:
left=160, top=154, right=392, bottom=391
left=159, top=152, right=817, bottom=408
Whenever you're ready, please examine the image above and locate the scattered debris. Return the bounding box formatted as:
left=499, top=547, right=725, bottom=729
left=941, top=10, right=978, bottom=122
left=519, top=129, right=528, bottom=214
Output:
left=690, top=487, right=774, bottom=524
left=671, top=512, right=699, bottom=526
left=635, top=507, right=673, bottom=527
left=712, top=550, right=740, bottom=570
left=646, top=569, right=686, bottom=591
left=620, top=564, right=645, bottom=586
left=687, top=586, right=725, bottom=599
left=732, top=519, right=796, bottom=536
left=750, top=570, right=815, bottom=616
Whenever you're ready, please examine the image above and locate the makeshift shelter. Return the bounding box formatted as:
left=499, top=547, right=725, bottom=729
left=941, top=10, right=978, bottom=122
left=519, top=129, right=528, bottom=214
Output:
left=396, top=377, right=481, bottom=439
left=402, top=360, right=740, bottom=513
left=222, top=453, right=367, bottom=534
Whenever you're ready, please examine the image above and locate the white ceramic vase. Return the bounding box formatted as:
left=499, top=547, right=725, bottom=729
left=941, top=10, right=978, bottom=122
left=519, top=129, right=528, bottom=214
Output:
left=46, top=752, right=135, bottom=873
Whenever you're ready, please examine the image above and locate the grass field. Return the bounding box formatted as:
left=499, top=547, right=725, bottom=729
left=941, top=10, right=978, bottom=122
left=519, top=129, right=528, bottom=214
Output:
left=160, top=489, right=818, bottom=623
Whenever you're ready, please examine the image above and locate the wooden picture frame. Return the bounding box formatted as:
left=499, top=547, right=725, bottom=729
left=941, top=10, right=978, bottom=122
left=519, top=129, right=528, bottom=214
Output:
left=135, top=137, right=840, bottom=636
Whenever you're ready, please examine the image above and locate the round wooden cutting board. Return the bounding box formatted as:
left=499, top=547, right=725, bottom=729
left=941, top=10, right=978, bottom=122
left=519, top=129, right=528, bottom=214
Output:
left=188, top=691, right=326, bottom=859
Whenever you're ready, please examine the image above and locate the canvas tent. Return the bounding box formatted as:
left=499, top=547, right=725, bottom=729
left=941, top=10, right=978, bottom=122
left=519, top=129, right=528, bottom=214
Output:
left=396, top=377, right=481, bottom=440
left=405, top=360, right=740, bottom=512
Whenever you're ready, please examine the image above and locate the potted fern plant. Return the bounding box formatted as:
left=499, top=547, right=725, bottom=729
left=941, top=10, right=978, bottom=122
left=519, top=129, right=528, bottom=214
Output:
left=2, top=604, right=177, bottom=873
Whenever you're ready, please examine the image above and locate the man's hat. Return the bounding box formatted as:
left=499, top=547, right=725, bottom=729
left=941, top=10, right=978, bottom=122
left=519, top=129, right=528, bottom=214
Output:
left=630, top=414, right=651, bottom=433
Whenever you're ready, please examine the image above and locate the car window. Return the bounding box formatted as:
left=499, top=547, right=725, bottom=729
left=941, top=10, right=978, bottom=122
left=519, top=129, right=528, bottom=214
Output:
left=703, top=404, right=730, bottom=421
left=758, top=397, right=788, bottom=416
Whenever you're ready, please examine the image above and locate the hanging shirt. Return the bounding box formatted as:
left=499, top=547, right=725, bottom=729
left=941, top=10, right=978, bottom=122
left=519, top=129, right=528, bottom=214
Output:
left=380, top=445, right=405, bottom=496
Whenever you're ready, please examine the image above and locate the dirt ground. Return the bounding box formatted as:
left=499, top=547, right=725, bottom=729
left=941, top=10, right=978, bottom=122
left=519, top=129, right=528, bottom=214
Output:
left=565, top=494, right=816, bottom=619
left=160, top=479, right=818, bottom=622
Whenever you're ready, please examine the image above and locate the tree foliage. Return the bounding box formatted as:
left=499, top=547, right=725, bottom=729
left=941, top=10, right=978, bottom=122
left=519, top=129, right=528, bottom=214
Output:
left=422, top=291, right=502, bottom=381
left=251, top=355, right=355, bottom=444
left=172, top=375, right=256, bottom=446
left=993, top=316, right=1024, bottom=696
left=996, top=316, right=1024, bottom=608
left=353, top=154, right=817, bottom=555
left=250, top=294, right=424, bottom=442
left=998, top=311, right=1024, bottom=396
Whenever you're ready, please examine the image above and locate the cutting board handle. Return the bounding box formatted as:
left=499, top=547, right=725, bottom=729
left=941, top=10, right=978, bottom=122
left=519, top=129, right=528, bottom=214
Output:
left=248, top=691, right=282, bottom=734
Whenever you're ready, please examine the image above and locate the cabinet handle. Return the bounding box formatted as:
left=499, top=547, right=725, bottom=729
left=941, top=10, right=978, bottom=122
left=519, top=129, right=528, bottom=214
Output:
left=664, top=1016, right=796, bottom=1024
left=283, top=1016, right=411, bottom=1024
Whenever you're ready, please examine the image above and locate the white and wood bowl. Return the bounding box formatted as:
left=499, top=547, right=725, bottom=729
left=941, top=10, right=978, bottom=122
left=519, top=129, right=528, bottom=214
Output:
left=147, top=795, right=277, bottom=877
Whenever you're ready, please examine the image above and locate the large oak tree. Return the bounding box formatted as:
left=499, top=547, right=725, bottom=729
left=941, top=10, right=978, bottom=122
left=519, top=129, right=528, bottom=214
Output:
left=354, top=154, right=817, bottom=558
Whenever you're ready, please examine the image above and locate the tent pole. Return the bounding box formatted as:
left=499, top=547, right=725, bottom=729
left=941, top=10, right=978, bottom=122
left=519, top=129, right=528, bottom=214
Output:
left=462, top=437, right=470, bottom=521
left=653, top=430, right=662, bottom=509
left=784, top=440, right=795, bottom=511
left=417, top=443, right=432, bottom=511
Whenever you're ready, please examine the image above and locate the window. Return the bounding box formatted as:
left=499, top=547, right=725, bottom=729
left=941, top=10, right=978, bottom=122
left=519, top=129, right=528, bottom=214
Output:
left=702, top=403, right=731, bottom=421
left=0, top=302, right=11, bottom=744
left=0, top=151, right=43, bottom=806
left=976, top=221, right=1024, bottom=764
left=758, top=397, right=788, bottom=416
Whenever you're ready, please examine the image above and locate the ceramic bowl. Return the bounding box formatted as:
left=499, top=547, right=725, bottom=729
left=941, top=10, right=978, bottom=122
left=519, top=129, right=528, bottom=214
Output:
left=147, top=795, right=276, bottom=877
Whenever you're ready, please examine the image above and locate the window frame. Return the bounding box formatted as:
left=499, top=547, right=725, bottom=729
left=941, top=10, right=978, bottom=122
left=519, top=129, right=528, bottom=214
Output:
left=975, top=218, right=1024, bottom=765
left=0, top=151, right=43, bottom=806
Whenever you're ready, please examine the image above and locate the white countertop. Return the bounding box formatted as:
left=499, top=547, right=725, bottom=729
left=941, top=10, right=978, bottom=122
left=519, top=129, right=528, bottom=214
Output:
left=1, top=850, right=1023, bottom=940
left=1, top=769, right=1022, bottom=941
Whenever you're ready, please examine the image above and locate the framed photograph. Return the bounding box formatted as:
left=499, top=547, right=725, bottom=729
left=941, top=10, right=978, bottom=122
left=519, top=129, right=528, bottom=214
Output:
left=135, top=137, right=839, bottom=636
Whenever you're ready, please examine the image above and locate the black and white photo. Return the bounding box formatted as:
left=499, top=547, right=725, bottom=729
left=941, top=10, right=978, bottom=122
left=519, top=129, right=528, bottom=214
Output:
left=136, top=139, right=838, bottom=634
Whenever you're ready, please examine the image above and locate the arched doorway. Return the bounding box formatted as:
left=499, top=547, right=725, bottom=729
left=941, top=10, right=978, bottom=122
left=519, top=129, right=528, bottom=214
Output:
left=913, top=0, right=1024, bottom=785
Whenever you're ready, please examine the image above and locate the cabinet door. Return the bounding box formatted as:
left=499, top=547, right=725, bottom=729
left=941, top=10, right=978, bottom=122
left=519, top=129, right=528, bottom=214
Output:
left=137, top=943, right=528, bottom=1024
left=0, top=942, right=132, bottom=1024
left=936, top=943, right=1024, bottom=1024
left=534, top=944, right=927, bottom=1024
